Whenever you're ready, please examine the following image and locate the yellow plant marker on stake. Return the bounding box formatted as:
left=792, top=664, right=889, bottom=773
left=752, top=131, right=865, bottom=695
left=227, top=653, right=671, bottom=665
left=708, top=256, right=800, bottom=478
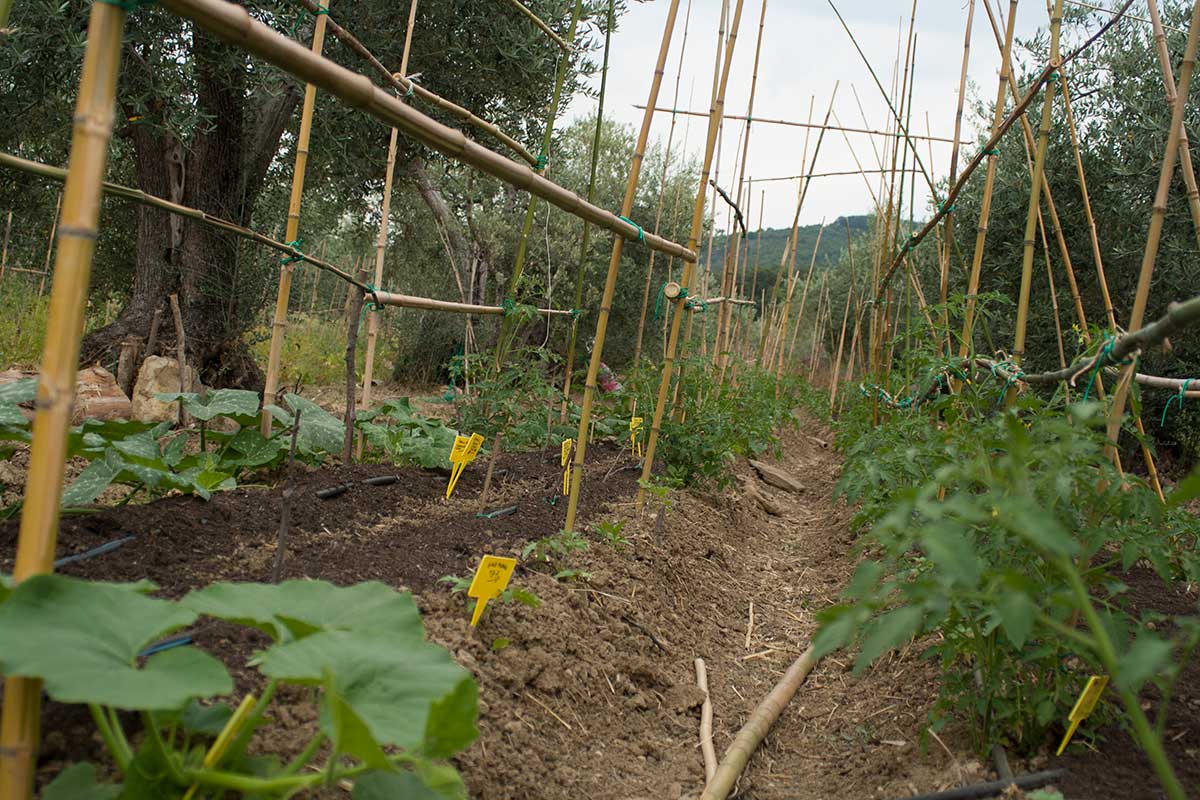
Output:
left=468, top=555, right=517, bottom=626
left=1056, top=675, right=1109, bottom=755
left=630, top=416, right=644, bottom=458
left=561, top=438, right=574, bottom=495
left=446, top=433, right=485, bottom=499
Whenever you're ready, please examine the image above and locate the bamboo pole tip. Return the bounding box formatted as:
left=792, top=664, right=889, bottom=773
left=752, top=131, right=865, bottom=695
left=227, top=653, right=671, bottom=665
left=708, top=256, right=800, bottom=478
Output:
left=663, top=281, right=684, bottom=300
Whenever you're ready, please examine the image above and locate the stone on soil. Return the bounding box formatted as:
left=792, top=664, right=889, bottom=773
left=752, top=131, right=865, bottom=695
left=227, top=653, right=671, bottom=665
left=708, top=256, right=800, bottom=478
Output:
left=749, top=459, right=803, bottom=493
left=131, top=355, right=200, bottom=422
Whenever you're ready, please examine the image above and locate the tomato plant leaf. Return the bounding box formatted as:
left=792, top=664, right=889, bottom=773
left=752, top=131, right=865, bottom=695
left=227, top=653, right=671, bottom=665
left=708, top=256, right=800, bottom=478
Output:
left=1115, top=632, right=1173, bottom=692
left=994, top=592, right=1036, bottom=649
left=854, top=605, right=924, bottom=673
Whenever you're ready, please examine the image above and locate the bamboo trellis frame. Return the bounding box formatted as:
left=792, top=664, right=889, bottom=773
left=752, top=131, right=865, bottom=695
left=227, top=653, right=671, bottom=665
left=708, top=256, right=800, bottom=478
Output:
left=494, top=0, right=571, bottom=51
left=633, top=105, right=968, bottom=144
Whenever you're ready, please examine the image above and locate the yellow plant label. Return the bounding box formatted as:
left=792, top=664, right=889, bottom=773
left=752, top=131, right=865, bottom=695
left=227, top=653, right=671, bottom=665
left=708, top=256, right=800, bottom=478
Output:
left=560, top=438, right=574, bottom=495
left=446, top=433, right=485, bottom=499
left=629, top=416, right=644, bottom=457
left=449, top=435, right=472, bottom=464
left=467, top=555, right=517, bottom=626
left=464, top=432, right=485, bottom=462
left=1056, top=675, right=1109, bottom=755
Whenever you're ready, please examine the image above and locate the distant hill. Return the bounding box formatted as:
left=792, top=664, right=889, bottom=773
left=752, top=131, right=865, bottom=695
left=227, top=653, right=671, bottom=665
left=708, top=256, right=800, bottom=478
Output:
left=701, top=214, right=872, bottom=297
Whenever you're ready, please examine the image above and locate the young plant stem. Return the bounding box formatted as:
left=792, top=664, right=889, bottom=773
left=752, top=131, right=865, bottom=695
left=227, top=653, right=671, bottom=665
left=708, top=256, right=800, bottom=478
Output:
left=1058, top=556, right=1185, bottom=800
left=282, top=732, right=327, bottom=776
left=223, top=679, right=278, bottom=765
left=142, top=711, right=188, bottom=785
left=88, top=704, right=132, bottom=771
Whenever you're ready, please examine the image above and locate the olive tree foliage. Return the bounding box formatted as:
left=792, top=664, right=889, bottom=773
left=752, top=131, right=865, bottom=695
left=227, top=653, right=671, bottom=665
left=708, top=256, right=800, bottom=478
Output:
left=0, top=0, right=616, bottom=385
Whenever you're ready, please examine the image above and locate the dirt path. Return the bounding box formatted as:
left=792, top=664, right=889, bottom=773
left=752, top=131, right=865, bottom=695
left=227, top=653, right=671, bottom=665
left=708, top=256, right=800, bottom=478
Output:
left=428, top=415, right=983, bottom=799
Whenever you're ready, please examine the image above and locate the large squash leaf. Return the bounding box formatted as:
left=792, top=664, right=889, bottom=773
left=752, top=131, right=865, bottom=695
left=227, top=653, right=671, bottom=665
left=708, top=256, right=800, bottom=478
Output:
left=0, top=575, right=231, bottom=709
left=258, top=630, right=477, bottom=756
left=184, top=580, right=423, bottom=641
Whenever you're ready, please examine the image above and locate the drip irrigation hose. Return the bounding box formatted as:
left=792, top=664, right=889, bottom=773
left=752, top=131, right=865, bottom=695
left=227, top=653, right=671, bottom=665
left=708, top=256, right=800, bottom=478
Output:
left=52, top=535, right=136, bottom=568
left=885, top=769, right=1066, bottom=800
left=476, top=504, right=519, bottom=519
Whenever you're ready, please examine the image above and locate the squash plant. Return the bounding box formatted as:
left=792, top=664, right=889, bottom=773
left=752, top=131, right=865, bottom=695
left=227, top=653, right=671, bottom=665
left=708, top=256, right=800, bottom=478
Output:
left=0, top=575, right=477, bottom=798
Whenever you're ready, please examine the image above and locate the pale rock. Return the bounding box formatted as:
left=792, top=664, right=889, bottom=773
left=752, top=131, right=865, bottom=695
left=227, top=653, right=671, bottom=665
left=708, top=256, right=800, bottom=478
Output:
left=131, top=355, right=200, bottom=422
left=749, top=459, right=804, bottom=493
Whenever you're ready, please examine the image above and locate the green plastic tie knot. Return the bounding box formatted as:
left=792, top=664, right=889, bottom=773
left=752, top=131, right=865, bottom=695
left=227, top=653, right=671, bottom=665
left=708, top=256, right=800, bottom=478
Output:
left=569, top=308, right=584, bottom=320
left=1161, top=378, right=1194, bottom=426
left=365, top=283, right=385, bottom=311
left=983, top=147, right=1001, bottom=156
left=535, top=153, right=549, bottom=171
left=1083, top=334, right=1132, bottom=401
left=281, top=239, right=305, bottom=266
left=618, top=215, right=645, bottom=243
left=501, top=297, right=516, bottom=316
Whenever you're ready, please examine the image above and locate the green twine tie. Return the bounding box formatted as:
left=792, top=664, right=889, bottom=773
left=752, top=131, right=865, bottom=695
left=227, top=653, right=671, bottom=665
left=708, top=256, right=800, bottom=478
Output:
left=365, top=283, right=384, bottom=311
left=1083, top=334, right=1130, bottom=401
left=983, top=147, right=1001, bottom=157
left=618, top=215, right=645, bottom=243
left=535, top=153, right=549, bottom=171
left=1161, top=378, right=1194, bottom=426
left=281, top=239, right=305, bottom=265
left=569, top=308, right=584, bottom=321
left=685, top=297, right=709, bottom=313
left=501, top=297, right=516, bottom=316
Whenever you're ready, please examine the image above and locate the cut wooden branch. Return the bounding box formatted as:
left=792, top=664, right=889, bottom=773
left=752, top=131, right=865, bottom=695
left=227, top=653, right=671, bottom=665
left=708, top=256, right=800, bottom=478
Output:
left=634, top=105, right=966, bottom=144
left=372, top=290, right=569, bottom=317
left=494, top=0, right=571, bottom=50
left=272, top=406, right=302, bottom=583
left=343, top=285, right=365, bottom=465
left=699, top=646, right=818, bottom=800
left=695, top=658, right=717, bottom=785
left=168, top=293, right=189, bottom=427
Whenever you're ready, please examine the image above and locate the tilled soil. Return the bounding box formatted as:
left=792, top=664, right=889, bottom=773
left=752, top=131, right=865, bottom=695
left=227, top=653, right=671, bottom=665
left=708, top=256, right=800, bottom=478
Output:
left=5, top=413, right=1197, bottom=798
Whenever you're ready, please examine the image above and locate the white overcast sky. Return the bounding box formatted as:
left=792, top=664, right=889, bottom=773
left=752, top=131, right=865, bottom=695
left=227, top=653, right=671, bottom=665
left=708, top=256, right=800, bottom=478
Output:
left=566, top=0, right=1055, bottom=230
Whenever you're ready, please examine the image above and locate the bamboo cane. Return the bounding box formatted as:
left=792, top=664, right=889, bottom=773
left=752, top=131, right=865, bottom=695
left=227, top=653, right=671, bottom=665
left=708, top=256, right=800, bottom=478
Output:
left=633, top=0, right=693, bottom=370
left=294, top=0, right=538, bottom=165
left=830, top=220, right=856, bottom=406
left=940, top=0, right=975, bottom=355
left=495, top=0, right=571, bottom=51
left=1056, top=70, right=1162, bottom=497
left=358, top=0, right=418, bottom=457
left=0, top=3, right=127, bottom=795
left=1146, top=0, right=1200, bottom=247
left=635, top=106, right=966, bottom=145
left=956, top=0, right=1019, bottom=359
left=261, top=0, right=330, bottom=435
left=494, top=0, right=584, bottom=369
left=715, top=0, right=767, bottom=384
left=0, top=209, right=11, bottom=284
left=778, top=223, right=824, bottom=378
left=699, top=646, right=818, bottom=800
left=562, top=0, right=684, bottom=533
left=367, top=291, right=576, bottom=317
left=562, top=0, right=617, bottom=424
left=1106, top=2, right=1200, bottom=463
left=637, top=0, right=746, bottom=507
left=38, top=192, right=62, bottom=297
left=157, top=0, right=697, bottom=258
left=0, top=0, right=12, bottom=33
left=1066, top=0, right=1185, bottom=33
left=1011, top=0, right=1066, bottom=373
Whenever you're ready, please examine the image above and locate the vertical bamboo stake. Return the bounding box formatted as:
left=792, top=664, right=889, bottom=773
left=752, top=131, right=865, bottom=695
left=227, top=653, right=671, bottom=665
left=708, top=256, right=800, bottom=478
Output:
left=637, top=0, right=746, bottom=508
left=562, top=0, right=684, bottom=533
left=261, top=0, right=331, bottom=435
left=940, top=0, right=974, bottom=354
left=358, top=0, right=418, bottom=456
left=633, top=0, right=691, bottom=370
left=0, top=3, right=126, bottom=795
left=0, top=209, right=11, bottom=284
left=957, top=0, right=1018, bottom=361
left=38, top=192, right=62, bottom=296
left=830, top=220, right=856, bottom=406
left=169, top=292, right=189, bottom=426
left=1010, top=0, right=1065, bottom=373
left=344, top=274, right=365, bottom=464
left=1106, top=2, right=1200, bottom=461
left=715, top=0, right=767, bottom=383
left=562, top=0, right=617, bottom=422
left=1147, top=0, right=1200, bottom=247
left=493, top=0, right=584, bottom=369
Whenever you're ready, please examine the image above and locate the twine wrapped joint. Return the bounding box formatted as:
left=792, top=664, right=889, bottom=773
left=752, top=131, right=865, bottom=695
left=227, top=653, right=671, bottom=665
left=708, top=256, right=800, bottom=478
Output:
left=618, top=215, right=645, bottom=243
left=281, top=239, right=306, bottom=265
left=1161, top=378, right=1195, bottom=425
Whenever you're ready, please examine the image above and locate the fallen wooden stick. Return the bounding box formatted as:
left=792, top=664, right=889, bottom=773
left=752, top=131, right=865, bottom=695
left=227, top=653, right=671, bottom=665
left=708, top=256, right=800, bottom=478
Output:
left=699, top=645, right=818, bottom=800
left=695, top=658, right=717, bottom=784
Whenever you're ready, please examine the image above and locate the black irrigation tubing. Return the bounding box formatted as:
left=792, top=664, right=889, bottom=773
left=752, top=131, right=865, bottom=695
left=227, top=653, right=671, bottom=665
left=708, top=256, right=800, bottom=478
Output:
left=874, top=0, right=1137, bottom=303
left=316, top=474, right=400, bottom=499
left=887, top=769, right=1067, bottom=800
left=476, top=504, right=519, bottom=519
left=52, top=535, right=136, bottom=568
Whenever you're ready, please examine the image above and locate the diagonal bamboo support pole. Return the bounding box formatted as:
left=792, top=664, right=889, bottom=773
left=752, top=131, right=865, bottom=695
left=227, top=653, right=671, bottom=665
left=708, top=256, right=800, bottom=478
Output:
left=261, top=0, right=330, bottom=435
left=1147, top=0, right=1200, bottom=247
left=495, top=0, right=571, bottom=51
left=637, top=0, right=746, bottom=506
left=562, top=0, right=684, bottom=533
left=940, top=0, right=975, bottom=355
left=0, top=3, right=127, bottom=795
left=1010, top=0, right=1065, bottom=373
